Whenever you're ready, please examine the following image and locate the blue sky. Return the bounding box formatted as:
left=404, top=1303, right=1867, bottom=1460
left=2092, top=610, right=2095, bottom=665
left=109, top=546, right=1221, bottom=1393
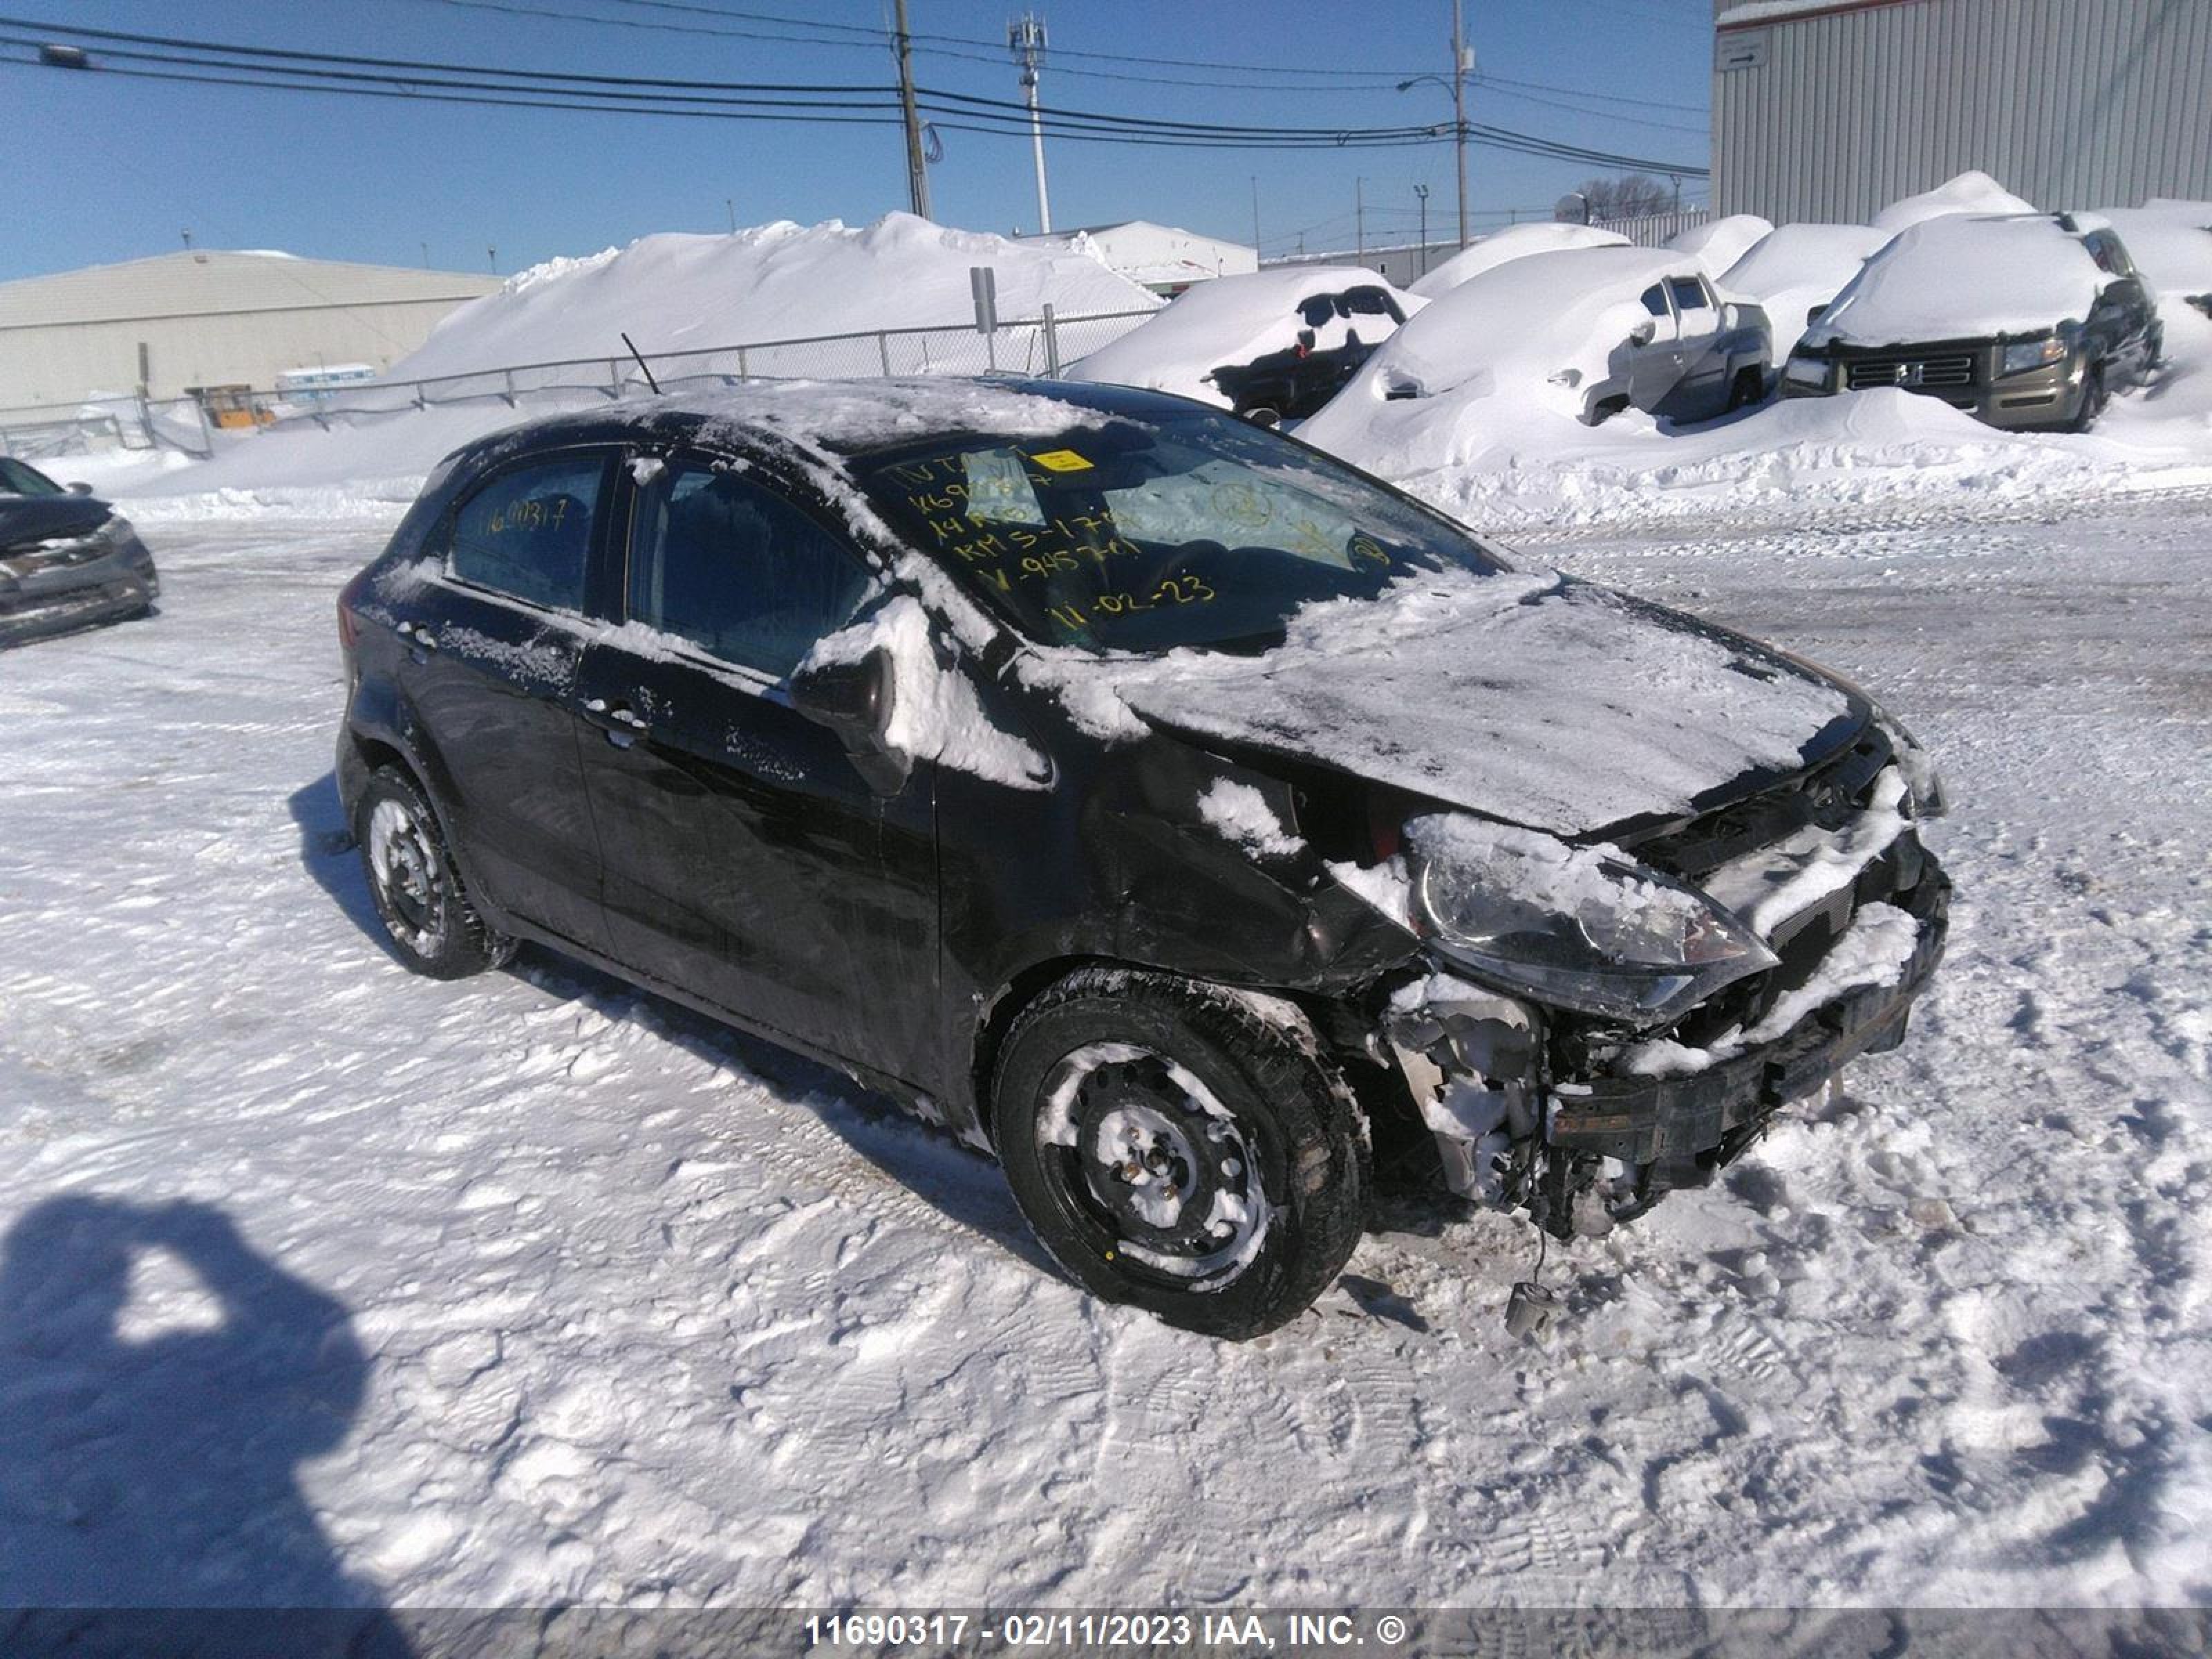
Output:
left=3, top=0, right=1714, bottom=282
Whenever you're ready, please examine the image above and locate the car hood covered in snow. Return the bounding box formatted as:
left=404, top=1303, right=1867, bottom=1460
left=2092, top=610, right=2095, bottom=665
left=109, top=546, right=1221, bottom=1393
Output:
left=1084, top=568, right=1862, bottom=838
left=1805, top=215, right=2106, bottom=349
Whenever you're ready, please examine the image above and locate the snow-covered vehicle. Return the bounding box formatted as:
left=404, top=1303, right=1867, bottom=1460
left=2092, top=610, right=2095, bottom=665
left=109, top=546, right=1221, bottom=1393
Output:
left=1781, top=214, right=2162, bottom=431
left=0, top=458, right=160, bottom=648
left=1301, top=246, right=1774, bottom=456
left=1718, top=222, right=1895, bottom=358
left=2092, top=200, right=2212, bottom=320
left=1064, top=266, right=1421, bottom=423
left=336, top=378, right=1949, bottom=1338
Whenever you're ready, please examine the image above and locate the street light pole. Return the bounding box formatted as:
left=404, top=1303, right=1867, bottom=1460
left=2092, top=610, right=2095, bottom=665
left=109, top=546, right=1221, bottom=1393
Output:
left=1414, top=183, right=1430, bottom=275
left=1452, top=0, right=1469, bottom=249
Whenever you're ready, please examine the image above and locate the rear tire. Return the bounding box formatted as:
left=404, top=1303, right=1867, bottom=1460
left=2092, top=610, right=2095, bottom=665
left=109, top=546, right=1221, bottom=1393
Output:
left=1726, top=365, right=1764, bottom=411
left=991, top=968, right=1367, bottom=1340
left=354, top=767, right=513, bottom=980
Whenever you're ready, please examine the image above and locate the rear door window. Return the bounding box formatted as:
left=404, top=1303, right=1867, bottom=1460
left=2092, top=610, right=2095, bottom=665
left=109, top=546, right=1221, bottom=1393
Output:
left=626, top=461, right=874, bottom=679
left=447, top=453, right=609, bottom=613
left=1669, top=275, right=1712, bottom=314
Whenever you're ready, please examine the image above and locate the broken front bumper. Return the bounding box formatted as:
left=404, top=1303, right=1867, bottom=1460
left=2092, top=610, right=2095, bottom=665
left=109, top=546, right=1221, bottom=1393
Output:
left=1548, top=871, right=1948, bottom=1170
left=1386, top=844, right=1949, bottom=1217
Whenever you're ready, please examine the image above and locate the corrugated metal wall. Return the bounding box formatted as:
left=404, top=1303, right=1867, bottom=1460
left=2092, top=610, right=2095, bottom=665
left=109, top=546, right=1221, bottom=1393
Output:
left=1714, top=0, right=2212, bottom=221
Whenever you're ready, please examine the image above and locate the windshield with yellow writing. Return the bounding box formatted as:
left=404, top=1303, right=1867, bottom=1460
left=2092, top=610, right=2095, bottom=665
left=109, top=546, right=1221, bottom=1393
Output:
left=852, top=408, right=1502, bottom=653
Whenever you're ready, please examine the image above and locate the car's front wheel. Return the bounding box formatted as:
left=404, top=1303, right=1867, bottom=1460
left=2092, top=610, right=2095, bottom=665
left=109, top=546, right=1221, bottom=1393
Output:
left=355, top=767, right=514, bottom=980
left=991, top=968, right=1367, bottom=1339
left=2068, top=363, right=2110, bottom=432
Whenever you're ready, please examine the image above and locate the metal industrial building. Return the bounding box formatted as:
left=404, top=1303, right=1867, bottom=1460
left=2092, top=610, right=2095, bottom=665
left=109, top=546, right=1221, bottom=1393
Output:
left=1712, top=0, right=2212, bottom=221
left=0, top=250, right=500, bottom=410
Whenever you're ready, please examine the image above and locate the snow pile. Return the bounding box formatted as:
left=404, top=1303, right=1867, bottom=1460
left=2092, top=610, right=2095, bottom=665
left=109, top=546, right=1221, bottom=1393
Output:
left=1063, top=266, right=1421, bottom=407
left=1298, top=246, right=1685, bottom=463
left=1719, top=222, right=1893, bottom=355
left=391, top=214, right=1159, bottom=381
left=1869, top=169, right=2038, bottom=234
left=1667, top=214, right=1775, bottom=275
left=1196, top=778, right=1301, bottom=856
left=1407, top=223, right=1630, bottom=300
left=1806, top=215, right=2106, bottom=349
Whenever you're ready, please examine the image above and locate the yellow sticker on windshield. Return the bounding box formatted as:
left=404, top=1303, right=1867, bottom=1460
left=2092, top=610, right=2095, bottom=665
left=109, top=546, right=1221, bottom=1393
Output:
left=1029, top=448, right=1094, bottom=473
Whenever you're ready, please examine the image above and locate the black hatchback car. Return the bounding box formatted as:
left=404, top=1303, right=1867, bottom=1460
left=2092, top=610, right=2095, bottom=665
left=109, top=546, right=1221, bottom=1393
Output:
left=1, top=457, right=160, bottom=646
left=337, top=379, right=1950, bottom=1338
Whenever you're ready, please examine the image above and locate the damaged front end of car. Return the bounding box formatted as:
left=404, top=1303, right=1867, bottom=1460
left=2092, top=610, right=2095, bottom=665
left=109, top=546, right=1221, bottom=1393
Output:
left=1370, top=720, right=1951, bottom=1239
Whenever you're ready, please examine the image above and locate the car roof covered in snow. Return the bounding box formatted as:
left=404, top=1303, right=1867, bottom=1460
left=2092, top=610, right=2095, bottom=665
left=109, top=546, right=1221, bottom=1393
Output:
left=1805, top=215, right=2110, bottom=349
left=439, top=376, right=1172, bottom=478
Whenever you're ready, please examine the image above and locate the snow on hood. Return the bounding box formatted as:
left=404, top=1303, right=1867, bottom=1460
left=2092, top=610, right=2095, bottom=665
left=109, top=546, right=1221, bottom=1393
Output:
left=1722, top=222, right=1894, bottom=355
left=1297, top=246, right=1683, bottom=462
left=1063, top=266, right=1423, bottom=406
left=1406, top=223, right=1630, bottom=300
left=1871, top=170, right=2038, bottom=235
left=1076, top=568, right=1857, bottom=838
left=1667, top=214, right=1775, bottom=274
left=387, top=214, right=1159, bottom=382
left=1805, top=216, right=2106, bottom=349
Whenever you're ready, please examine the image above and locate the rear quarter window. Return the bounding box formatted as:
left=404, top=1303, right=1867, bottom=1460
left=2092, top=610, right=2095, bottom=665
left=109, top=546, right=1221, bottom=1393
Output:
left=446, top=452, right=609, bottom=613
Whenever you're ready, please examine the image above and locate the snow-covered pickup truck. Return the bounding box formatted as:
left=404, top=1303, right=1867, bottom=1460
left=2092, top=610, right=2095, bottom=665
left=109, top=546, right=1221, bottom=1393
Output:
left=335, top=377, right=1949, bottom=1340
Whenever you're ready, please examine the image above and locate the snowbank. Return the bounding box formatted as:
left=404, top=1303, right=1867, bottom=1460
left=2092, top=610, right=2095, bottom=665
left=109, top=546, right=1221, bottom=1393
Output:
left=391, top=214, right=1158, bottom=382
left=1406, top=223, right=1630, bottom=300
left=1720, top=223, right=1894, bottom=356
left=1870, top=169, right=2038, bottom=234
left=1062, top=267, right=1421, bottom=407
left=1806, top=215, right=2106, bottom=350
left=1667, top=214, right=1775, bottom=275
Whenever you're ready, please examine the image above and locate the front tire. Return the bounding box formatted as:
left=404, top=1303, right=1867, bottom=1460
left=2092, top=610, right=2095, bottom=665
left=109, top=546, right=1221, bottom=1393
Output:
left=991, top=968, right=1367, bottom=1340
left=2067, top=363, right=2109, bottom=433
left=354, top=767, right=513, bottom=979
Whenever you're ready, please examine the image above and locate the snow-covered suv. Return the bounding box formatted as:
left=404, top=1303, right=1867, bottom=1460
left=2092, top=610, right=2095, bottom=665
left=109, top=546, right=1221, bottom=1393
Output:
left=335, top=378, right=1950, bottom=1338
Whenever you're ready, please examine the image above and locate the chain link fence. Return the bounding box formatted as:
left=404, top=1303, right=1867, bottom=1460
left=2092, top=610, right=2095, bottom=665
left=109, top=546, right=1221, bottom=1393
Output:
left=0, top=308, right=1160, bottom=460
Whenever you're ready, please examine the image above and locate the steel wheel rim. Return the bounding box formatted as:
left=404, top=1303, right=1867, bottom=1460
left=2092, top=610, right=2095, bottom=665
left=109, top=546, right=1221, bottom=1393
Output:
left=366, top=796, right=448, bottom=957
left=1034, top=1042, right=1273, bottom=1289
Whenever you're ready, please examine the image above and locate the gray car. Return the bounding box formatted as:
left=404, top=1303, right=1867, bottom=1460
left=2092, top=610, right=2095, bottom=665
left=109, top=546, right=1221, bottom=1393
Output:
left=0, top=458, right=159, bottom=647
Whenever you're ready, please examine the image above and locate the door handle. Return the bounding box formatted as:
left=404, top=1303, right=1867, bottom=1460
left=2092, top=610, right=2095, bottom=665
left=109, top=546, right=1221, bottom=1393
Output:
left=583, top=697, right=649, bottom=746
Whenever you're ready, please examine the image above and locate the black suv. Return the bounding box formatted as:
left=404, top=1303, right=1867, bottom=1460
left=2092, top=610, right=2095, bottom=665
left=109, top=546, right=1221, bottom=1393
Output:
left=1210, top=285, right=1411, bottom=424
left=337, top=379, right=1949, bottom=1338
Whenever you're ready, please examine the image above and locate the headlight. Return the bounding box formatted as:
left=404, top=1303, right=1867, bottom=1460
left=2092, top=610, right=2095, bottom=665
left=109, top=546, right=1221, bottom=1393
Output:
left=1782, top=353, right=1828, bottom=388
left=1406, top=814, right=1777, bottom=1026
left=2000, top=335, right=2069, bottom=376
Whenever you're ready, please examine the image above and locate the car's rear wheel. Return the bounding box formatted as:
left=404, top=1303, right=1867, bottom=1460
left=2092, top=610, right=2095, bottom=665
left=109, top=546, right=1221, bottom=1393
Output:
left=355, top=767, right=513, bottom=979
left=1726, top=365, right=1765, bottom=411
left=991, top=968, right=1367, bottom=1339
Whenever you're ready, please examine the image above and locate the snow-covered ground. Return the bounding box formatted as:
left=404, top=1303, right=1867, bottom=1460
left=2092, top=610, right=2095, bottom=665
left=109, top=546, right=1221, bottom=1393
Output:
left=4, top=474, right=2207, bottom=1611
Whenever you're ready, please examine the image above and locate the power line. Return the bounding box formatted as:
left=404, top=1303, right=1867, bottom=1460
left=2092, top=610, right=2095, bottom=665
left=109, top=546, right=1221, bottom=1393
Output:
left=1, top=14, right=1706, bottom=171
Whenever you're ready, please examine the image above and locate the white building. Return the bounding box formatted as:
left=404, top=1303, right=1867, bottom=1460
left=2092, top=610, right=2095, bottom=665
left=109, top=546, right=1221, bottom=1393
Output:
left=1018, top=221, right=1257, bottom=295
left=0, top=250, right=501, bottom=410
left=1713, top=0, right=2212, bottom=222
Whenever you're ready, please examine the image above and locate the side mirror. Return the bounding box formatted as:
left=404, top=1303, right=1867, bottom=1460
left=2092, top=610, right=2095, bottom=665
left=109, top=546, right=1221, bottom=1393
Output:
left=1628, top=319, right=1656, bottom=348
left=791, top=645, right=909, bottom=796
left=1805, top=303, right=1829, bottom=324
left=66, top=481, right=94, bottom=495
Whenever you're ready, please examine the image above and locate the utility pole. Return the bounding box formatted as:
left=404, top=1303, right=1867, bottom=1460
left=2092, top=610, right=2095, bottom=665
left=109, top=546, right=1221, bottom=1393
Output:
left=726, top=198, right=737, bottom=233
left=1250, top=175, right=1261, bottom=254
left=1356, top=176, right=1365, bottom=261
left=1009, top=13, right=1051, bottom=234
left=894, top=0, right=931, bottom=219
left=1414, top=183, right=1430, bottom=276
left=1452, top=0, right=1470, bottom=248
left=420, top=241, right=430, bottom=268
